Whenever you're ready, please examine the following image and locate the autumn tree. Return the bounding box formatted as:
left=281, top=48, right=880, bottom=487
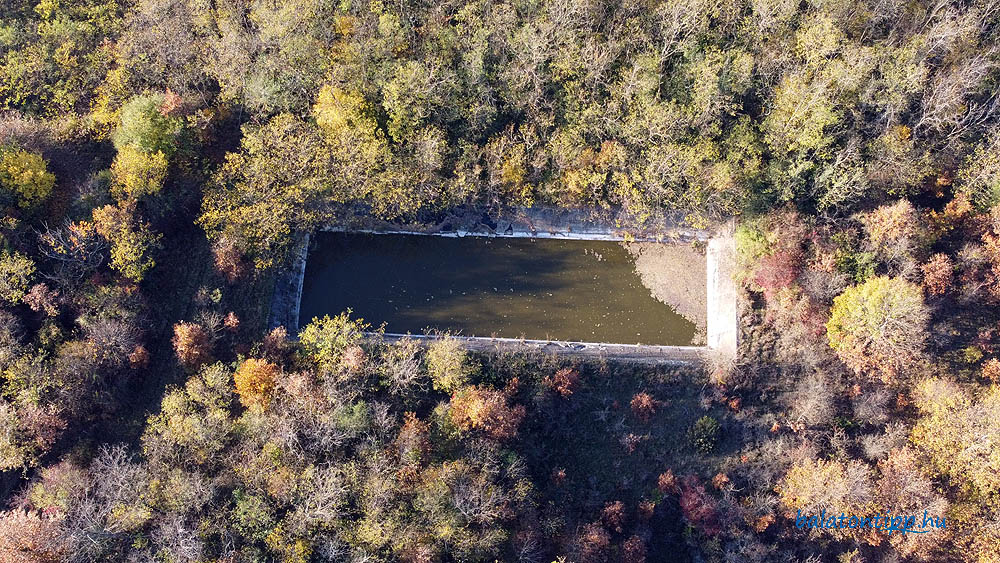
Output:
left=861, top=199, right=929, bottom=265
left=0, top=510, right=68, bottom=561
left=826, top=276, right=929, bottom=381
left=199, top=114, right=341, bottom=270
left=37, top=221, right=108, bottom=285
left=172, top=321, right=213, bottom=369
left=111, top=145, right=168, bottom=200
left=23, top=283, right=59, bottom=316
left=0, top=146, right=55, bottom=208
left=911, top=379, right=1000, bottom=500
left=211, top=236, right=247, bottom=282
left=449, top=385, right=526, bottom=441
left=922, top=253, right=954, bottom=296
left=426, top=335, right=475, bottom=393
left=92, top=203, right=161, bottom=282
left=777, top=458, right=874, bottom=541
left=142, top=363, right=236, bottom=467
left=233, top=358, right=279, bottom=411
left=958, top=127, right=1000, bottom=209
left=874, top=447, right=951, bottom=558
left=0, top=250, right=35, bottom=304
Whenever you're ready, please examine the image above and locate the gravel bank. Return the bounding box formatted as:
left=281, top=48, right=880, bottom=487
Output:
left=624, top=242, right=707, bottom=343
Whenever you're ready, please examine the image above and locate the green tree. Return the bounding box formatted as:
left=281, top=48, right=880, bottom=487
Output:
left=112, top=94, right=183, bottom=156
left=297, top=313, right=369, bottom=376
left=199, top=114, right=339, bottom=270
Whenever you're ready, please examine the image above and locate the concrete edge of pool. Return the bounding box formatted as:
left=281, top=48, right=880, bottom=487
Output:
left=269, top=225, right=739, bottom=366
left=381, top=333, right=706, bottom=365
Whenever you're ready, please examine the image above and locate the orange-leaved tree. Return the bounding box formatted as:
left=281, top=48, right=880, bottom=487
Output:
left=233, top=358, right=279, bottom=411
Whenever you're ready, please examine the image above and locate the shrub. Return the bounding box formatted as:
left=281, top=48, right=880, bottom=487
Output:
left=576, top=522, right=611, bottom=562
left=630, top=392, right=657, bottom=422
left=426, top=335, right=475, bottom=393
left=622, top=535, right=647, bottom=563
left=691, top=416, right=721, bottom=454
left=542, top=367, right=580, bottom=398
left=657, top=469, right=678, bottom=494
left=129, top=345, right=150, bottom=369
left=0, top=147, right=55, bottom=208
left=601, top=500, right=626, bottom=533
left=172, top=321, right=213, bottom=369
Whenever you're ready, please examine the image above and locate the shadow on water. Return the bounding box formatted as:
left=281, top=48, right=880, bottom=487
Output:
left=300, top=232, right=697, bottom=345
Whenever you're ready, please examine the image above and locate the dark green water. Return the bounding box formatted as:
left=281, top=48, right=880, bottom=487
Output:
left=299, top=232, right=697, bottom=345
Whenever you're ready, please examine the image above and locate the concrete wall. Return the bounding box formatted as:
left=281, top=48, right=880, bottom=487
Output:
left=268, top=233, right=309, bottom=332
left=706, top=229, right=738, bottom=362
left=327, top=206, right=709, bottom=243
left=384, top=333, right=704, bottom=365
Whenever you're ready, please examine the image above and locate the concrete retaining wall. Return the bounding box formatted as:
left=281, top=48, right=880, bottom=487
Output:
left=268, top=233, right=309, bottom=332
left=383, top=333, right=705, bottom=365
left=706, top=228, right=738, bottom=363
left=327, top=206, right=708, bottom=243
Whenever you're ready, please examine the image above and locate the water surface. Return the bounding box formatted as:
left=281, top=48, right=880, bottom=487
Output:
left=300, top=233, right=697, bottom=345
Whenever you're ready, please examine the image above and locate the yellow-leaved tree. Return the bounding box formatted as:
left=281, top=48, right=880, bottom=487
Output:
left=0, top=147, right=55, bottom=208
left=826, top=276, right=929, bottom=382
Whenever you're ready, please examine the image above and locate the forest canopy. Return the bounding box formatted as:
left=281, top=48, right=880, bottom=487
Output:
left=2, top=0, right=1000, bottom=561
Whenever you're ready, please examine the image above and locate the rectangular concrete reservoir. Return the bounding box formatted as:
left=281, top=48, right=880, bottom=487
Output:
left=299, top=232, right=702, bottom=346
